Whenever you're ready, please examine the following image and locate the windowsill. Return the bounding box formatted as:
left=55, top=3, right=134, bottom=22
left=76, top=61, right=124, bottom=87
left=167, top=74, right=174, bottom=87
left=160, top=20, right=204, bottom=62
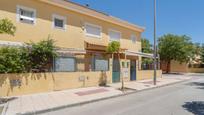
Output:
left=53, top=26, right=66, bottom=31
left=19, top=21, right=35, bottom=25
left=86, top=34, right=102, bottom=39
left=54, top=71, right=76, bottom=72
left=109, top=39, right=120, bottom=42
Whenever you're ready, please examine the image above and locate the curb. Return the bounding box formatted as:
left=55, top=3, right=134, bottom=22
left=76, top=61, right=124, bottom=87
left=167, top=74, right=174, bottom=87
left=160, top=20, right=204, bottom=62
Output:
left=14, top=79, right=191, bottom=115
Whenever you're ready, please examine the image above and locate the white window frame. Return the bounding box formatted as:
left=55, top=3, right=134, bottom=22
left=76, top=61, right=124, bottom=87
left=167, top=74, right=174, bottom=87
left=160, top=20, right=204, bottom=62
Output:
left=85, top=23, right=102, bottom=38
left=131, top=34, right=137, bottom=43
left=52, top=14, right=67, bottom=30
left=108, top=29, right=121, bottom=42
left=16, top=5, right=36, bottom=25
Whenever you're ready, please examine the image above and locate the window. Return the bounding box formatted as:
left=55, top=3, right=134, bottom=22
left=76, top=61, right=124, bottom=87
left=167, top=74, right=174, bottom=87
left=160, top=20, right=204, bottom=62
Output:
left=85, top=23, right=102, bottom=38
left=52, top=14, right=66, bottom=30
left=109, top=29, right=121, bottom=41
left=131, top=34, right=137, bottom=43
left=17, top=5, right=36, bottom=24
left=91, top=55, right=109, bottom=71
left=54, top=57, right=76, bottom=72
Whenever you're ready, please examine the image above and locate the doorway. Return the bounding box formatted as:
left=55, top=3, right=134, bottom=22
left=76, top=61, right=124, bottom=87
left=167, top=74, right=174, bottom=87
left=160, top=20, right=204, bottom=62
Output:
left=130, top=60, right=136, bottom=81
left=112, top=58, right=120, bottom=83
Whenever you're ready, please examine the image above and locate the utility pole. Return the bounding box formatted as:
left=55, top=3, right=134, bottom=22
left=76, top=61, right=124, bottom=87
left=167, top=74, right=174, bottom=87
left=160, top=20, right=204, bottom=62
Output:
left=153, top=0, right=157, bottom=85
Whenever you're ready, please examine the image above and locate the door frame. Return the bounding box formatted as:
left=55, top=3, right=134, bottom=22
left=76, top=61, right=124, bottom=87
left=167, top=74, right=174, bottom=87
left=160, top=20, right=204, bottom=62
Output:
left=112, top=57, right=120, bottom=83
left=130, top=60, right=136, bottom=81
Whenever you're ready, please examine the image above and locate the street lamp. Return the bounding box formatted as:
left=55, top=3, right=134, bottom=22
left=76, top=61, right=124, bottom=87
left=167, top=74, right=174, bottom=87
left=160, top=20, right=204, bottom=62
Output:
left=153, top=0, right=157, bottom=85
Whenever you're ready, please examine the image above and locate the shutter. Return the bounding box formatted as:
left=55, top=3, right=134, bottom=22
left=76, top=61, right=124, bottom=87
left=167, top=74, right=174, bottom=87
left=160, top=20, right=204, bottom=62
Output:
left=85, top=24, right=101, bottom=37
left=55, top=57, right=75, bottom=72
left=109, top=30, right=120, bottom=41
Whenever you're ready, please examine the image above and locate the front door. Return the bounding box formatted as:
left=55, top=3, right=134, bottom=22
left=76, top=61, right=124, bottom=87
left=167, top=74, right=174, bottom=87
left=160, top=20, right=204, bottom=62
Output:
left=112, top=58, right=120, bottom=83
left=130, top=60, right=136, bottom=81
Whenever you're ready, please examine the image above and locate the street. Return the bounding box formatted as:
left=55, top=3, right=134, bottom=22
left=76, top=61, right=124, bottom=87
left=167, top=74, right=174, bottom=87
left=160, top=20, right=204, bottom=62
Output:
left=40, top=75, right=204, bottom=115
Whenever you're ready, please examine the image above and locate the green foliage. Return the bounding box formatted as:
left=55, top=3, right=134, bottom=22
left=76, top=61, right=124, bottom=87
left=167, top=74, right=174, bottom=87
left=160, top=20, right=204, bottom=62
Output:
left=194, top=43, right=202, bottom=55
left=0, top=47, right=29, bottom=73
left=158, top=34, right=194, bottom=63
left=141, top=38, right=153, bottom=64
left=106, top=41, right=120, bottom=53
left=141, top=38, right=153, bottom=53
left=201, top=44, right=204, bottom=63
left=0, top=19, right=16, bottom=36
left=29, top=38, right=57, bottom=70
left=0, top=38, right=57, bottom=73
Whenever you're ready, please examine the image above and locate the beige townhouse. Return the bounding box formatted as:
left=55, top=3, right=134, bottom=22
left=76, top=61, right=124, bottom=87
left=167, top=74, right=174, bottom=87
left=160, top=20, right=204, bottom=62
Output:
left=0, top=0, right=162, bottom=96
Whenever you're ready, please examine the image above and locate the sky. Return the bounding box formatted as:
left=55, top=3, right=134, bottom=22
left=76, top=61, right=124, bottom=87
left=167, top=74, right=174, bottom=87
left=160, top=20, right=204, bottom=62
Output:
left=71, top=0, right=204, bottom=44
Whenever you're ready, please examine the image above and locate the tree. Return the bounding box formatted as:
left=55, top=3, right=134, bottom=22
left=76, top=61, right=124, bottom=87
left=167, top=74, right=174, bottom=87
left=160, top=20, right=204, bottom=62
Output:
left=106, top=41, right=124, bottom=90
left=201, top=44, right=204, bottom=63
left=158, top=34, right=194, bottom=73
left=0, top=19, right=16, bottom=35
left=141, top=38, right=153, bottom=53
left=141, top=38, right=153, bottom=65
left=194, top=43, right=201, bottom=55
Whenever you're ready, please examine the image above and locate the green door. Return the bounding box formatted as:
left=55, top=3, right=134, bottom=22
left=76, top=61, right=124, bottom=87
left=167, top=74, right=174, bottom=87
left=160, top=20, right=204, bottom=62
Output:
left=112, top=58, right=120, bottom=83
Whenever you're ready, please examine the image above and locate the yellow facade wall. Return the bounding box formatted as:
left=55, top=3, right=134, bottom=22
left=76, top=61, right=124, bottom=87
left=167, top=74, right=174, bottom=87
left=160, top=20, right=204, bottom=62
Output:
left=0, top=70, right=162, bottom=97
left=169, top=61, right=204, bottom=73
left=170, top=61, right=188, bottom=73
left=0, top=71, right=112, bottom=97
left=188, top=68, right=204, bottom=73
left=0, top=0, right=142, bottom=52
left=137, top=70, right=162, bottom=80
left=0, top=57, right=161, bottom=97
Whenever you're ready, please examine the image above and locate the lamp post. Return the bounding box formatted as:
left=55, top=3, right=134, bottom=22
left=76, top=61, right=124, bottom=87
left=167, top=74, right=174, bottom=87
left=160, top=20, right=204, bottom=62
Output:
left=153, top=0, right=157, bottom=85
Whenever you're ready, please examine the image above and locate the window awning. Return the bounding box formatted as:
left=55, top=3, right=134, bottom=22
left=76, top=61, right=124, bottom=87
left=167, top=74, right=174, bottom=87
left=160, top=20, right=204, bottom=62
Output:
left=125, top=50, right=154, bottom=58
left=56, top=48, right=86, bottom=55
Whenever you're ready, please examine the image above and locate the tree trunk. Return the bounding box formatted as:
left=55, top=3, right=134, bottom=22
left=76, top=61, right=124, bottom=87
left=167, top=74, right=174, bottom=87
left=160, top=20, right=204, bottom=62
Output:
left=166, top=60, right=171, bottom=73
left=118, top=53, right=124, bottom=90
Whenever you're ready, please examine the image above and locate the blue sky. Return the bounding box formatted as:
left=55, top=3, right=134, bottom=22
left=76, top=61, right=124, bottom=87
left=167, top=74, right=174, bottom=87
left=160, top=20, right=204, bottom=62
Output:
left=71, top=0, right=204, bottom=44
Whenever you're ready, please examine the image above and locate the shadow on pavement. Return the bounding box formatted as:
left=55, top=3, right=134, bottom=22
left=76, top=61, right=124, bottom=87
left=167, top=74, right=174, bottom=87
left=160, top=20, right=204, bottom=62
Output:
left=186, top=82, right=204, bottom=90
left=182, top=101, right=204, bottom=115
left=0, top=97, right=18, bottom=104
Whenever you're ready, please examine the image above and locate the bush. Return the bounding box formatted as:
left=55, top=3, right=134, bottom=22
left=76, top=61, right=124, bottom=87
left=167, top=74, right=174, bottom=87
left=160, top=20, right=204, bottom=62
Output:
left=0, top=18, right=16, bottom=36
left=0, top=39, right=57, bottom=73
left=29, top=39, right=57, bottom=71
left=0, top=47, right=29, bottom=73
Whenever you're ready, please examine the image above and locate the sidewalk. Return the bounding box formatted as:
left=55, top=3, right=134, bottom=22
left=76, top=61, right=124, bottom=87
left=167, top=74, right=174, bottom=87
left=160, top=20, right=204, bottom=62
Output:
left=2, top=75, right=191, bottom=115
left=109, top=74, right=191, bottom=91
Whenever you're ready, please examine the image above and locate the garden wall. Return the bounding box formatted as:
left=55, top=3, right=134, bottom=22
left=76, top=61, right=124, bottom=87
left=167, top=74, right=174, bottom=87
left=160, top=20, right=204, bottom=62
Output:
left=0, top=70, right=162, bottom=97
left=0, top=71, right=111, bottom=97
left=188, top=68, right=204, bottom=73
left=137, top=70, right=162, bottom=80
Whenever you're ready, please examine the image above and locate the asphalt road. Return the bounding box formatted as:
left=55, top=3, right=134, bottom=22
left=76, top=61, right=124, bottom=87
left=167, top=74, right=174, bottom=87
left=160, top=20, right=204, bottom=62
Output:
left=40, top=75, right=204, bottom=115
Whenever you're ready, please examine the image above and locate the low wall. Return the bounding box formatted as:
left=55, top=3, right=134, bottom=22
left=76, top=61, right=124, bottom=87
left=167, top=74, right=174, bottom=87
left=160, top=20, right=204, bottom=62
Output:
left=137, top=70, right=162, bottom=80
left=188, top=68, right=204, bottom=73
left=0, top=70, right=163, bottom=97
left=0, top=71, right=111, bottom=97
left=170, top=61, right=188, bottom=73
